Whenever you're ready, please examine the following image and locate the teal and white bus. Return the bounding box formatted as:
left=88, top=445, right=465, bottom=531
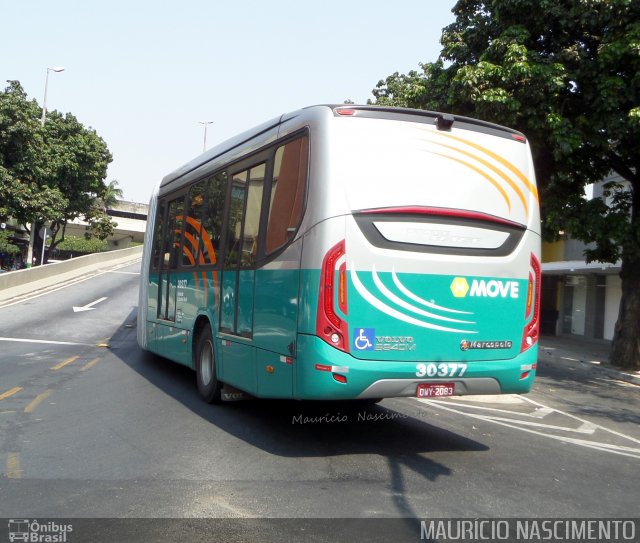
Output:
left=138, top=105, right=541, bottom=403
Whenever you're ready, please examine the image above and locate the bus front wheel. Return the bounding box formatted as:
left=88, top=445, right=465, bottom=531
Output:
left=196, top=325, right=222, bottom=403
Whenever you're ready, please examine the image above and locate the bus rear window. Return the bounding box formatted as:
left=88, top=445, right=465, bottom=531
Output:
left=265, top=135, right=308, bottom=254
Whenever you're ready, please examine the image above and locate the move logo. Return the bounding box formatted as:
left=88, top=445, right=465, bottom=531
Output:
left=450, top=277, right=519, bottom=299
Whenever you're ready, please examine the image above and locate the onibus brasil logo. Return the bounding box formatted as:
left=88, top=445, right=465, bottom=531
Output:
left=7, top=520, right=73, bottom=542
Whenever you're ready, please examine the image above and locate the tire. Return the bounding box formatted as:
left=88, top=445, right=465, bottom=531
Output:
left=195, top=324, right=222, bottom=403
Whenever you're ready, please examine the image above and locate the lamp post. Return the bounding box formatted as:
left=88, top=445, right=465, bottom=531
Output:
left=199, top=121, right=213, bottom=152
left=40, top=226, right=48, bottom=266
left=27, top=67, right=65, bottom=268
left=40, top=66, right=65, bottom=126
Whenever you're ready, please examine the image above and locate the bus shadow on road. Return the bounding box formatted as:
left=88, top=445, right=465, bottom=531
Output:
left=109, top=313, right=489, bottom=519
left=111, top=318, right=487, bottom=456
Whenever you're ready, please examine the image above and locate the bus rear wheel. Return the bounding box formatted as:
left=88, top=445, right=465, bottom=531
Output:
left=196, top=324, right=222, bottom=403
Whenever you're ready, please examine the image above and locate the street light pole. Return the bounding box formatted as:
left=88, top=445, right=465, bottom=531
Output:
left=40, top=66, right=65, bottom=126
left=28, top=66, right=65, bottom=268
left=199, top=121, right=213, bottom=153
left=40, top=226, right=48, bottom=266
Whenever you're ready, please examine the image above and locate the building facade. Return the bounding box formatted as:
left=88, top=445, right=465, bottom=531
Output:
left=541, top=175, right=625, bottom=340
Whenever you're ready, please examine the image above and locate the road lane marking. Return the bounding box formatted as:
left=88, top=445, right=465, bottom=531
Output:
left=51, top=356, right=79, bottom=371
left=419, top=397, right=640, bottom=458
left=24, top=390, right=53, bottom=413
left=0, top=337, right=94, bottom=346
left=96, top=337, right=111, bottom=348
left=73, top=296, right=108, bottom=313
left=0, top=387, right=23, bottom=400
left=519, top=395, right=640, bottom=445
left=422, top=399, right=551, bottom=418
left=0, top=258, right=141, bottom=308
left=80, top=358, right=100, bottom=372
left=475, top=416, right=640, bottom=460
left=6, top=452, right=21, bottom=479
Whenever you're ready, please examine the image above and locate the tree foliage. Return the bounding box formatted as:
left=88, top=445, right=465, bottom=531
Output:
left=372, top=0, right=640, bottom=369
left=55, top=235, right=108, bottom=254
left=0, top=80, right=114, bottom=260
left=0, top=229, right=20, bottom=256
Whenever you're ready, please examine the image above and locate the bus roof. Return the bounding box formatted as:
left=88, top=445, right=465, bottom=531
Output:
left=159, top=104, right=526, bottom=195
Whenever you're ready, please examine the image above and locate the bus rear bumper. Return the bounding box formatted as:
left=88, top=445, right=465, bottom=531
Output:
left=295, top=334, right=537, bottom=400
left=356, top=377, right=501, bottom=399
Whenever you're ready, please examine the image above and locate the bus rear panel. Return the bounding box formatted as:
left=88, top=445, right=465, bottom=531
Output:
left=294, top=107, right=540, bottom=400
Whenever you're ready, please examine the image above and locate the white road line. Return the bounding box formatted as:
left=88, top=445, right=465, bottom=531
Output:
left=0, top=337, right=94, bottom=346
left=73, top=296, right=108, bottom=313
left=519, top=394, right=640, bottom=445
left=421, top=400, right=640, bottom=458
left=419, top=400, right=640, bottom=458
left=0, top=259, right=141, bottom=309
left=425, top=399, right=553, bottom=419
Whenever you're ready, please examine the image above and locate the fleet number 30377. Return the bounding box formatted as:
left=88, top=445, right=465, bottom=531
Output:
left=415, top=363, right=467, bottom=378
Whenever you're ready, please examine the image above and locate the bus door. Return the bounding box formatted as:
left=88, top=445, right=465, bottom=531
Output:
left=158, top=197, right=184, bottom=323
left=154, top=197, right=187, bottom=361
left=219, top=165, right=265, bottom=392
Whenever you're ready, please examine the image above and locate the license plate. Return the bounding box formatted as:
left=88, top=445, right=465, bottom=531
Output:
left=416, top=383, right=455, bottom=398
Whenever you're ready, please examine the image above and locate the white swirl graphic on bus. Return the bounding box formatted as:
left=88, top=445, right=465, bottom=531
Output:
left=350, top=264, right=478, bottom=334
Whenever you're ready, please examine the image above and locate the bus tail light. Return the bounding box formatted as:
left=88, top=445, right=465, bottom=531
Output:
left=317, top=240, right=349, bottom=352
left=521, top=253, right=541, bottom=352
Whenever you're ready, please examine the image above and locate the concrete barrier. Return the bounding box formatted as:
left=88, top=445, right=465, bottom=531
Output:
left=0, top=245, right=143, bottom=303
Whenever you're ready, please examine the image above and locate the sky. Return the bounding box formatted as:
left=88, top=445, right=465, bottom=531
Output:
left=2, top=0, right=457, bottom=204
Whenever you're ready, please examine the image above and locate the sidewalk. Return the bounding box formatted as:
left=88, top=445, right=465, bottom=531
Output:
left=539, top=334, right=640, bottom=387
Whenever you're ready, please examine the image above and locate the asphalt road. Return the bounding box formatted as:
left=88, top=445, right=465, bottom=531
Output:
left=0, top=261, right=638, bottom=541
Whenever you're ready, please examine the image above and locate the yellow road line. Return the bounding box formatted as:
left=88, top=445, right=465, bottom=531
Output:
left=80, top=358, right=100, bottom=372
left=24, top=390, right=53, bottom=414
left=6, top=452, right=21, bottom=479
left=51, top=355, right=79, bottom=371
left=0, top=387, right=22, bottom=401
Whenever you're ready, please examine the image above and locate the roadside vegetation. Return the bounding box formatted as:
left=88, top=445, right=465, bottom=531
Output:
left=371, top=0, right=639, bottom=369
left=0, top=81, right=118, bottom=264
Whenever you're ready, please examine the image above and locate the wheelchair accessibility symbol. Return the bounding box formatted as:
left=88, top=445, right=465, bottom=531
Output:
left=353, top=328, right=375, bottom=351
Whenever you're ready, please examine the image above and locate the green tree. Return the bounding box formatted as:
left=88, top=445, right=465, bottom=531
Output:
left=55, top=235, right=108, bottom=254
left=0, top=229, right=20, bottom=257
left=0, top=81, right=68, bottom=228
left=372, top=0, right=640, bottom=370
left=0, top=81, right=115, bottom=263
left=101, top=179, right=124, bottom=211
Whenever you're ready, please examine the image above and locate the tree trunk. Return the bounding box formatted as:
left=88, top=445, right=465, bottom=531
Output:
left=31, top=222, right=44, bottom=266
left=610, top=256, right=640, bottom=370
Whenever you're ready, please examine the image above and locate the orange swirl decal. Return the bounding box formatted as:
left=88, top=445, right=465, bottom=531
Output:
left=434, top=131, right=538, bottom=201
left=177, top=215, right=219, bottom=306
left=428, top=151, right=513, bottom=212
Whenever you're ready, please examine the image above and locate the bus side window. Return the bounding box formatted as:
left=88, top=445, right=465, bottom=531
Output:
left=163, top=197, right=184, bottom=270
left=152, top=202, right=166, bottom=270
left=200, top=172, right=226, bottom=266
left=240, top=163, right=265, bottom=267
left=265, top=134, right=308, bottom=254
left=183, top=182, right=205, bottom=267
left=225, top=171, right=248, bottom=268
